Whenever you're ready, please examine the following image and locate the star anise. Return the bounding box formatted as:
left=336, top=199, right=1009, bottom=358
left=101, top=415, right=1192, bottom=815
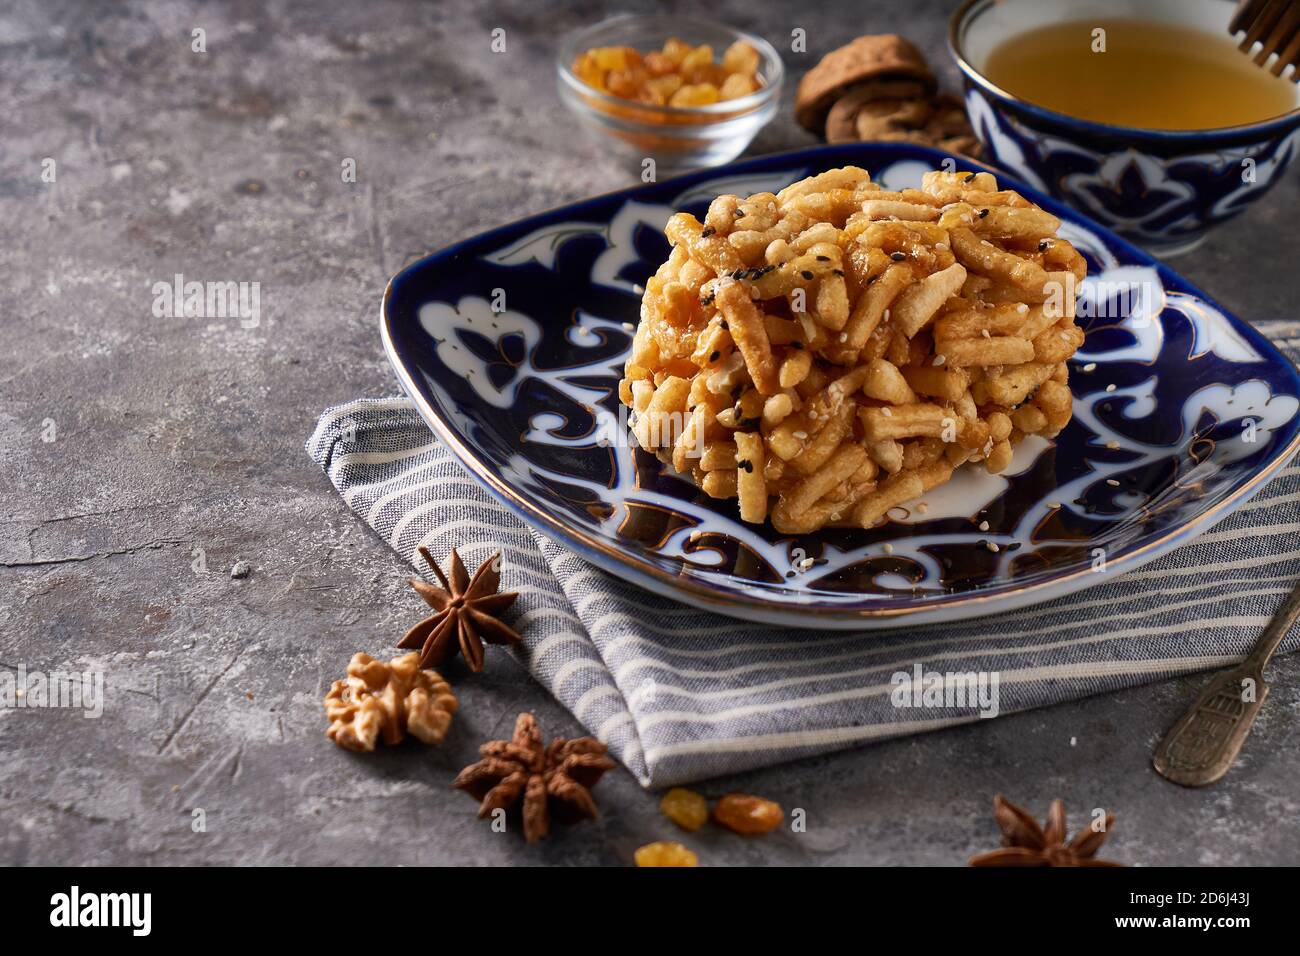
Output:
left=453, top=712, right=617, bottom=843
left=969, top=794, right=1123, bottom=867
left=397, top=547, right=521, bottom=672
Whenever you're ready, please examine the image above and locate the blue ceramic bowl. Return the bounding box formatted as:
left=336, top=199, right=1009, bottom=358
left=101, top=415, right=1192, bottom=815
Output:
left=950, top=0, right=1300, bottom=257
left=381, top=143, right=1300, bottom=629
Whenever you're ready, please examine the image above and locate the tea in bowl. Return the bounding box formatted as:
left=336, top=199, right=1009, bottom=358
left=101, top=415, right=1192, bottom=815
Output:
left=949, top=0, right=1300, bottom=256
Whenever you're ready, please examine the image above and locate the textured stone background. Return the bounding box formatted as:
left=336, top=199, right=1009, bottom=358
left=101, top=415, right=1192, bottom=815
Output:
left=2, top=0, right=1298, bottom=865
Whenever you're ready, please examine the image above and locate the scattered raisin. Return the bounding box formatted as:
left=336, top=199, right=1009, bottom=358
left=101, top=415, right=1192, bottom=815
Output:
left=635, top=841, right=699, bottom=867
left=714, top=793, right=783, bottom=835
left=659, top=787, right=709, bottom=832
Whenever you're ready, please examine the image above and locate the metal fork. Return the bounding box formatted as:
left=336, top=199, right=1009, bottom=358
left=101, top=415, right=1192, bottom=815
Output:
left=1231, top=0, right=1300, bottom=80
left=1153, top=577, right=1300, bottom=786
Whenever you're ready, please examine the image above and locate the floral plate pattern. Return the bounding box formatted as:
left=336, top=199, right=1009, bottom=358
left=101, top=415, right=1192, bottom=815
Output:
left=382, top=144, right=1300, bottom=629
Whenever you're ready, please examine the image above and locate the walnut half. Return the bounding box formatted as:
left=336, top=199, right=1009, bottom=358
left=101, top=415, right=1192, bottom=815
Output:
left=324, top=652, right=458, bottom=752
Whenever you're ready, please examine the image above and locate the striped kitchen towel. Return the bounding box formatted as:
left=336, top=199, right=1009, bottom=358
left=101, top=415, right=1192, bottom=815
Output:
left=306, top=322, right=1300, bottom=787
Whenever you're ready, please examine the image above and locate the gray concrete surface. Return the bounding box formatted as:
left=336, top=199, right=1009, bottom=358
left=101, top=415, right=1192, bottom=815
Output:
left=2, top=0, right=1298, bottom=866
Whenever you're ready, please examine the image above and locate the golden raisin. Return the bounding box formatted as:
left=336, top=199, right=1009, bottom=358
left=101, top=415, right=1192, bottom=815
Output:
left=669, top=83, right=720, bottom=108
left=659, top=787, right=709, bottom=832
left=713, top=793, right=783, bottom=835
left=635, top=841, right=699, bottom=867
left=573, top=37, right=760, bottom=108
left=722, top=40, right=760, bottom=76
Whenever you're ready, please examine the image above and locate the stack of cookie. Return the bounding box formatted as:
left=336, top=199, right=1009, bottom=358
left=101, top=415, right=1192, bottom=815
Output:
left=795, top=35, right=980, bottom=157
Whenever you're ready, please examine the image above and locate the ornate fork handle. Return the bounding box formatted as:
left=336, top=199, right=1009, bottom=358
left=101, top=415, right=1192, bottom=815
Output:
left=1153, top=577, right=1300, bottom=786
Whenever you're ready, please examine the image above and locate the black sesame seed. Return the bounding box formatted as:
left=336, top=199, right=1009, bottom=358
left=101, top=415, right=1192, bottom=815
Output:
left=867, top=274, right=880, bottom=284
left=700, top=226, right=716, bottom=238
left=740, top=416, right=761, bottom=430
left=801, top=270, right=814, bottom=280
left=735, top=209, right=745, bottom=218
left=731, top=269, right=746, bottom=280
left=978, top=208, right=989, bottom=218
left=737, top=459, right=754, bottom=472
left=816, top=255, right=830, bottom=262
left=1038, top=239, right=1051, bottom=252
left=790, top=341, right=804, bottom=350
left=720, top=320, right=728, bottom=330
left=963, top=172, right=977, bottom=183
left=832, top=269, right=845, bottom=277
left=890, top=252, right=906, bottom=261
left=709, top=350, right=720, bottom=362
left=700, top=293, right=715, bottom=306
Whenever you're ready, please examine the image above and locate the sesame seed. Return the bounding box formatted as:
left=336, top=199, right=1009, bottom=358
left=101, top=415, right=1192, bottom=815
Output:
left=978, top=520, right=989, bottom=531
left=933, top=355, right=946, bottom=366
left=700, top=226, right=715, bottom=238
left=816, top=255, right=830, bottom=262
left=1106, top=478, right=1120, bottom=486
left=981, top=329, right=991, bottom=338
left=798, top=557, right=815, bottom=570
left=839, top=333, right=847, bottom=343
left=1082, top=362, right=1096, bottom=372
left=883, top=309, right=891, bottom=321
left=1106, top=440, right=1120, bottom=450
left=916, top=502, right=928, bottom=514
left=881, top=407, right=893, bottom=417
left=978, top=208, right=989, bottom=218
left=987, top=541, right=1000, bottom=553
left=801, top=270, right=814, bottom=280
left=882, top=543, right=895, bottom=555
left=622, top=322, right=635, bottom=331
left=1105, top=384, right=1117, bottom=392
left=890, top=251, right=906, bottom=261
left=1017, top=303, right=1029, bottom=314
left=793, top=430, right=808, bottom=440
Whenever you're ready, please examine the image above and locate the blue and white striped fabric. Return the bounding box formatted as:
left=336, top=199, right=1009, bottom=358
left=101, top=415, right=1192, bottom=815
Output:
left=307, top=323, right=1300, bottom=787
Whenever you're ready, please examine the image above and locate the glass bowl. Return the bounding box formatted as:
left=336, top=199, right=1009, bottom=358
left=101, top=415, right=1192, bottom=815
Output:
left=557, top=15, right=784, bottom=174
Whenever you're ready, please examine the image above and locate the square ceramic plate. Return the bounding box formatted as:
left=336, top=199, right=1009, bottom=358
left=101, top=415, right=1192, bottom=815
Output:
left=382, top=143, right=1300, bottom=630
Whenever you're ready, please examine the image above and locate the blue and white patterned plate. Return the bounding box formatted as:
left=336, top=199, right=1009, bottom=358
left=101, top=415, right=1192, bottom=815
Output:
left=381, top=144, right=1300, bottom=630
